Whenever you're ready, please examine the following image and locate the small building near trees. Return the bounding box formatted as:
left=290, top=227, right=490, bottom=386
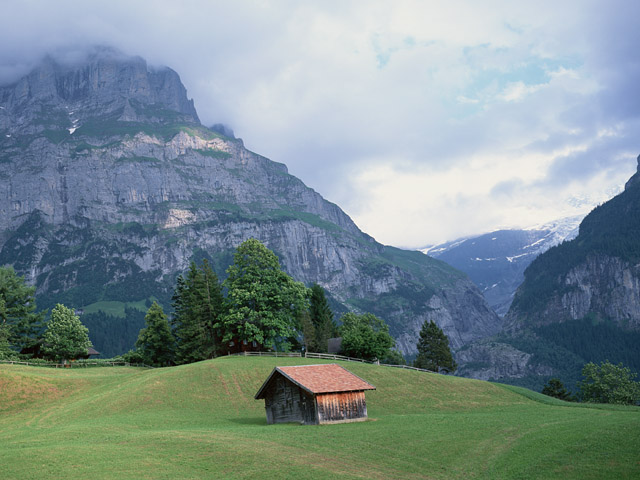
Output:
left=78, top=347, right=101, bottom=359
left=254, top=364, right=375, bottom=425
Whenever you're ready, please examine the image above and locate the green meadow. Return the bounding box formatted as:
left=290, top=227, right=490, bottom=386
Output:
left=1, top=357, right=638, bottom=479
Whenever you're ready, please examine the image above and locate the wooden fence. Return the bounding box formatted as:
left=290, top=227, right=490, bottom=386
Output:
left=227, top=351, right=302, bottom=358
left=0, top=359, right=153, bottom=369
left=2, top=352, right=437, bottom=374
left=228, top=351, right=439, bottom=374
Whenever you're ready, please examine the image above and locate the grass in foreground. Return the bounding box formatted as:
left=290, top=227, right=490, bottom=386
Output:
left=1, top=357, right=638, bottom=479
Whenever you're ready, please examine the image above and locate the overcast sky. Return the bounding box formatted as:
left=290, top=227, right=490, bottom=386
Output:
left=2, top=0, right=638, bottom=248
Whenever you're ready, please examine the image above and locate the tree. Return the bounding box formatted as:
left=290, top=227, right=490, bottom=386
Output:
left=221, top=239, right=308, bottom=350
left=414, top=320, right=457, bottom=373
left=42, top=304, right=92, bottom=362
left=541, top=378, right=574, bottom=401
left=309, top=284, right=337, bottom=353
left=300, top=310, right=320, bottom=352
left=0, top=317, right=13, bottom=359
left=579, top=360, right=640, bottom=405
left=172, top=260, right=225, bottom=364
left=0, top=266, right=45, bottom=353
left=381, top=348, right=406, bottom=365
left=135, top=302, right=175, bottom=367
left=339, top=312, right=394, bottom=361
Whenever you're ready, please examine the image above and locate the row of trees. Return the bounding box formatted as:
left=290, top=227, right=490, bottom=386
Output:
left=0, top=264, right=93, bottom=362
left=0, top=238, right=456, bottom=370
left=0, top=239, right=399, bottom=366
left=132, top=239, right=398, bottom=366
left=542, top=361, right=640, bottom=405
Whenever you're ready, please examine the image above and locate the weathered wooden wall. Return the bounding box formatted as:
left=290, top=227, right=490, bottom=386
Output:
left=316, top=391, right=368, bottom=424
left=264, top=376, right=317, bottom=424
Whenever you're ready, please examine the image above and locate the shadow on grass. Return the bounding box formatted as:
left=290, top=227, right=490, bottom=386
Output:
left=229, top=416, right=267, bottom=426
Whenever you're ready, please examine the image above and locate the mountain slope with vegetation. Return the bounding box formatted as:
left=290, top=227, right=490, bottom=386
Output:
left=1, top=357, right=638, bottom=479
left=0, top=47, right=500, bottom=358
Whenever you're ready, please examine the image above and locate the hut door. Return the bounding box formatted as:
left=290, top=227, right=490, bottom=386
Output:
left=299, top=391, right=316, bottom=424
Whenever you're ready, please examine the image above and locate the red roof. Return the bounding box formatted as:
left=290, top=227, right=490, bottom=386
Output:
left=255, top=364, right=375, bottom=398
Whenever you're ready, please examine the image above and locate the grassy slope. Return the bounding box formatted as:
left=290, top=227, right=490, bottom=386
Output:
left=1, top=357, right=638, bottom=480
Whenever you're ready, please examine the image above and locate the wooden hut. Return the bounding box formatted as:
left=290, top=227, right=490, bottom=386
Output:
left=254, top=364, right=376, bottom=425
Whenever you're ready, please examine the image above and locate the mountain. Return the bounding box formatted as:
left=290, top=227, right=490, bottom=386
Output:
left=425, top=217, right=582, bottom=316
left=0, top=47, right=501, bottom=358
left=457, top=156, right=640, bottom=390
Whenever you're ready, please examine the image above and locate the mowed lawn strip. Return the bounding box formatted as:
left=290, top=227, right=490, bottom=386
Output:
left=1, top=357, right=638, bottom=479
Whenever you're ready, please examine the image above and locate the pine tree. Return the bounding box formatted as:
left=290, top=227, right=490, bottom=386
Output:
left=414, top=320, right=457, bottom=373
left=172, top=260, right=225, bottom=364
left=309, top=284, right=336, bottom=353
left=136, top=302, right=175, bottom=367
left=541, top=378, right=574, bottom=401
left=300, top=310, right=319, bottom=352
left=0, top=266, right=45, bottom=354
left=0, top=306, right=13, bottom=359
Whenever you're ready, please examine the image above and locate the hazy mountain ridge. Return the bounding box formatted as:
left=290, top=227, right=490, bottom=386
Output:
left=0, top=48, right=501, bottom=357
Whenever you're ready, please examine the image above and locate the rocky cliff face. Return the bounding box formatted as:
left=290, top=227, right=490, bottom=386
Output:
left=455, top=340, right=553, bottom=381
left=0, top=48, right=501, bottom=357
left=506, top=253, right=640, bottom=330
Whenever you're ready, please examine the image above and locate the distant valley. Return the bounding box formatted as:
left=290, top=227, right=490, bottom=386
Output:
left=454, top=160, right=640, bottom=390
left=424, top=216, right=582, bottom=316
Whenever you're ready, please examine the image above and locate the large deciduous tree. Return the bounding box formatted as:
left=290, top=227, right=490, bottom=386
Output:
left=136, top=302, right=175, bottom=367
left=579, top=360, right=640, bottom=405
left=414, top=320, right=457, bottom=373
left=172, top=259, right=225, bottom=364
left=222, top=239, right=308, bottom=351
left=339, top=312, right=394, bottom=361
left=42, top=304, right=92, bottom=362
left=0, top=266, right=44, bottom=354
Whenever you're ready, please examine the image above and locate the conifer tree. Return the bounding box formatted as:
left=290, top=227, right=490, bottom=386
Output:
left=0, top=266, right=45, bottom=354
left=136, top=302, right=175, bottom=367
left=414, top=320, right=457, bottom=373
left=309, top=284, right=336, bottom=353
left=300, top=310, right=319, bottom=352
left=0, top=312, right=13, bottom=359
left=172, top=260, right=225, bottom=364
left=541, top=378, right=574, bottom=401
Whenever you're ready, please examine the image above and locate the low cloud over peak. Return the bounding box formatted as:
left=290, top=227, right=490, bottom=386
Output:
left=1, top=0, right=638, bottom=247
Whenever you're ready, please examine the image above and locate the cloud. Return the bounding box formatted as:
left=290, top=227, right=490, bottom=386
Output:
left=0, top=0, right=638, bottom=247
